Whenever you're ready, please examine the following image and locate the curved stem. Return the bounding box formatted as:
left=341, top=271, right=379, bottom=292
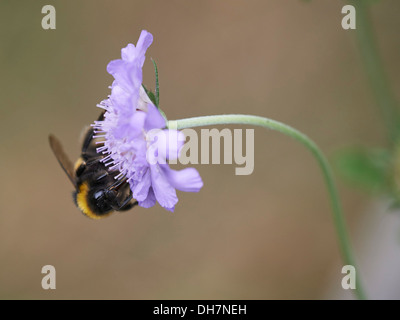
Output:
left=169, top=114, right=367, bottom=300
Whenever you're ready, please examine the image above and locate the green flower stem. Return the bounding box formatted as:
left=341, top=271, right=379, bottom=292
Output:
left=350, top=0, right=400, bottom=143
left=169, top=114, right=366, bottom=300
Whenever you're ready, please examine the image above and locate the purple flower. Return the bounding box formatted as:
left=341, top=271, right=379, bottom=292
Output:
left=94, top=30, right=203, bottom=211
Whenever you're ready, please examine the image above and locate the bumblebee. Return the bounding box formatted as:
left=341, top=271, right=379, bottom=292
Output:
left=49, top=112, right=137, bottom=219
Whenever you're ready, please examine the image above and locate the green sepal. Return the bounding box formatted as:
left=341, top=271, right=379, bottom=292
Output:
left=142, top=84, right=158, bottom=107
left=151, top=58, right=160, bottom=108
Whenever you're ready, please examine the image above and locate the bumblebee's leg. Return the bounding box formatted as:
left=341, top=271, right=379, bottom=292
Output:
left=96, top=110, right=106, bottom=121
left=106, top=176, right=129, bottom=191
left=117, top=194, right=138, bottom=212
left=81, top=127, right=95, bottom=155
left=118, top=199, right=138, bottom=211
left=81, top=111, right=106, bottom=156
left=114, top=183, right=139, bottom=211
left=108, top=191, right=137, bottom=212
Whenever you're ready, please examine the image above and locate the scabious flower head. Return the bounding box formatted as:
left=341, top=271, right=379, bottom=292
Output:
left=94, top=30, right=203, bottom=211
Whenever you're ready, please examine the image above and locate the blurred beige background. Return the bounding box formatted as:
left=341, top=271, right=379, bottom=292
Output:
left=1, top=0, right=399, bottom=299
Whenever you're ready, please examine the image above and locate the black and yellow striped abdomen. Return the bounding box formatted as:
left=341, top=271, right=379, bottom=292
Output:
left=75, top=182, right=113, bottom=220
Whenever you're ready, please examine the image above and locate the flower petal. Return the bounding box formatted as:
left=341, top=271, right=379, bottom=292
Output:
left=138, top=187, right=157, bottom=208
left=135, top=30, right=153, bottom=65
left=110, top=83, right=130, bottom=110
left=149, top=129, right=185, bottom=162
left=107, top=60, right=131, bottom=92
left=144, top=103, right=166, bottom=131
left=121, top=43, right=136, bottom=62
left=150, top=164, right=178, bottom=209
left=120, top=30, right=153, bottom=65
left=130, top=168, right=151, bottom=202
left=129, top=110, right=146, bottom=131
left=121, top=30, right=153, bottom=68
left=164, top=205, right=175, bottom=212
left=111, top=113, right=139, bottom=141
left=160, top=165, right=203, bottom=192
left=107, top=60, right=142, bottom=94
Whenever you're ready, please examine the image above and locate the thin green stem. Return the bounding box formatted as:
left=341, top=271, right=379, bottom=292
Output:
left=169, top=114, right=367, bottom=300
left=350, top=0, right=400, bottom=143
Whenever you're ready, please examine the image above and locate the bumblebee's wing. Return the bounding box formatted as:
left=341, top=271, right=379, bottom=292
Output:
left=48, top=134, right=76, bottom=187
